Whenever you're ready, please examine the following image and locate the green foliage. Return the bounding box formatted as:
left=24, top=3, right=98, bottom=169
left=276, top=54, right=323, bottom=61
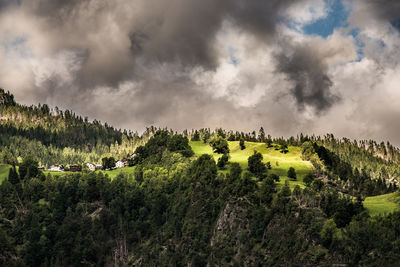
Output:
left=19, top=156, right=39, bottom=180
left=134, top=131, right=194, bottom=164
left=0, top=145, right=397, bottom=266
left=202, top=131, right=211, bottom=144
left=248, top=152, right=267, bottom=179
left=189, top=154, right=217, bottom=183
left=0, top=148, right=16, bottom=165
left=287, top=167, right=296, bottom=180
left=259, top=177, right=276, bottom=204
left=301, top=141, right=316, bottom=160
left=269, top=173, right=280, bottom=182
left=280, top=144, right=288, bottom=154
left=320, top=219, right=339, bottom=247
left=266, top=161, right=272, bottom=169
left=167, top=134, right=194, bottom=157
left=233, top=171, right=257, bottom=197
left=311, top=142, right=397, bottom=196
left=8, top=166, right=19, bottom=185
left=239, top=138, right=245, bottom=150
left=209, top=136, right=229, bottom=154
left=217, top=154, right=229, bottom=169
left=0, top=88, right=16, bottom=106
left=0, top=164, right=12, bottom=184
left=1, top=92, right=400, bottom=265
left=192, top=130, right=200, bottom=141
left=363, top=192, right=400, bottom=216
left=229, top=162, right=242, bottom=181
left=102, top=157, right=116, bottom=169
left=265, top=139, right=273, bottom=148
left=303, top=173, right=315, bottom=186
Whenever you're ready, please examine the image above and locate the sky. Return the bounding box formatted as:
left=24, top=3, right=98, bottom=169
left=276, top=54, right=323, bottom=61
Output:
left=1, top=0, right=400, bottom=145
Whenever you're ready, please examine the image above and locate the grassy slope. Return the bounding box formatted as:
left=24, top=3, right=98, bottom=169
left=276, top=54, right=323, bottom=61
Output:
left=96, top=166, right=136, bottom=180
left=0, top=164, right=11, bottom=184
left=364, top=192, right=400, bottom=216
left=3, top=140, right=399, bottom=216
left=191, top=141, right=400, bottom=215
left=190, top=141, right=313, bottom=188
left=42, top=167, right=136, bottom=180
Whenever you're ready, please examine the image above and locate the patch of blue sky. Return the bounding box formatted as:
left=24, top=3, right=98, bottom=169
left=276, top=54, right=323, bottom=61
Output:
left=227, top=46, right=239, bottom=67
left=0, top=0, right=22, bottom=10
left=2, top=36, right=31, bottom=59
left=390, top=19, right=400, bottom=32
left=348, top=28, right=365, bottom=61
left=302, top=0, right=350, bottom=38
left=300, top=0, right=371, bottom=62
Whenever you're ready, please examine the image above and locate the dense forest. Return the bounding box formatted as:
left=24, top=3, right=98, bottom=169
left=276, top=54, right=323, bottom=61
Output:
left=1, top=130, right=400, bottom=266
left=1, top=89, right=400, bottom=266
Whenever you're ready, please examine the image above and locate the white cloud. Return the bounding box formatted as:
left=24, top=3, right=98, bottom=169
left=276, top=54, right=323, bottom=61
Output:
left=283, top=0, right=330, bottom=31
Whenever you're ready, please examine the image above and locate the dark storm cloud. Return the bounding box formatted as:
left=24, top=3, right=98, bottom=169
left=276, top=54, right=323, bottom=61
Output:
left=23, top=0, right=91, bottom=22
left=2, top=0, right=340, bottom=134
left=0, top=0, right=20, bottom=9
left=276, top=45, right=340, bottom=113
left=228, top=0, right=294, bottom=37
left=363, top=0, right=400, bottom=22
left=18, top=0, right=334, bottom=106
left=127, top=0, right=304, bottom=69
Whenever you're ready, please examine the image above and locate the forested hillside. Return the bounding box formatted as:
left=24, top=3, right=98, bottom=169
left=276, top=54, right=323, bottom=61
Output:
left=1, top=90, right=400, bottom=266
left=1, top=129, right=400, bottom=265
left=0, top=89, right=142, bottom=167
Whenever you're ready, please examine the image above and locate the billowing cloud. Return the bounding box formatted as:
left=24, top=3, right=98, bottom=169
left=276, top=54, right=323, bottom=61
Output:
left=361, top=0, right=400, bottom=23
left=275, top=44, right=338, bottom=113
left=1, top=0, right=400, bottom=145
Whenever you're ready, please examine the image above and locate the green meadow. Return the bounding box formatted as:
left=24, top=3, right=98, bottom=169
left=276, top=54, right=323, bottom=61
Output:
left=4, top=142, right=400, bottom=217
left=95, top=166, right=136, bottom=180
left=0, top=141, right=313, bottom=187
left=41, top=166, right=137, bottom=180
left=190, top=141, right=313, bottom=188
left=363, top=192, right=400, bottom=216
left=0, top=164, right=11, bottom=184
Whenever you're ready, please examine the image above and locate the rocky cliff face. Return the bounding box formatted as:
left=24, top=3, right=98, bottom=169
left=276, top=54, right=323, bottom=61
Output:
left=208, top=197, right=254, bottom=266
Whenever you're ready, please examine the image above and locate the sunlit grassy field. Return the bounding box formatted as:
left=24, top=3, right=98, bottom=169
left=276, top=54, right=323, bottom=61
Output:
left=364, top=192, right=400, bottom=216
left=41, top=166, right=137, bottom=180
left=95, top=166, right=136, bottom=180
left=0, top=164, right=11, bottom=184
left=190, top=141, right=313, bottom=188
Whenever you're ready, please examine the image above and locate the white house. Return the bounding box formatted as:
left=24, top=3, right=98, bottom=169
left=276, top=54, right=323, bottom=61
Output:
left=87, top=163, right=103, bottom=171
left=115, top=160, right=124, bottom=169
left=49, top=164, right=64, bottom=172
left=86, top=163, right=95, bottom=171
left=95, top=164, right=103, bottom=170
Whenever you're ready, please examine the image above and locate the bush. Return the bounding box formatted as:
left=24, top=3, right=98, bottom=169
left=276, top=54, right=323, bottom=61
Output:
left=217, top=154, right=229, bottom=169
left=210, top=137, right=230, bottom=154
left=287, top=167, right=296, bottom=180
left=304, top=173, right=315, bottom=186
left=248, top=152, right=267, bottom=179
left=269, top=173, right=280, bottom=182
left=19, top=156, right=39, bottom=180
left=266, top=162, right=272, bottom=169
left=320, top=219, right=338, bottom=247
left=239, top=139, right=245, bottom=150
left=229, top=162, right=242, bottom=181
left=167, top=134, right=194, bottom=157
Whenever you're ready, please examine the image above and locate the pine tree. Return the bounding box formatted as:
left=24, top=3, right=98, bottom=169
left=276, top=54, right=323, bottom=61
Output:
left=8, top=166, right=20, bottom=185
left=258, top=127, right=266, bottom=142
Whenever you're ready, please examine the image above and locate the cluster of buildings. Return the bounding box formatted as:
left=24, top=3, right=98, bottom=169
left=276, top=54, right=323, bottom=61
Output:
left=47, top=155, right=134, bottom=173
left=86, top=163, right=103, bottom=171
left=48, top=164, right=82, bottom=172
left=115, top=158, right=130, bottom=169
